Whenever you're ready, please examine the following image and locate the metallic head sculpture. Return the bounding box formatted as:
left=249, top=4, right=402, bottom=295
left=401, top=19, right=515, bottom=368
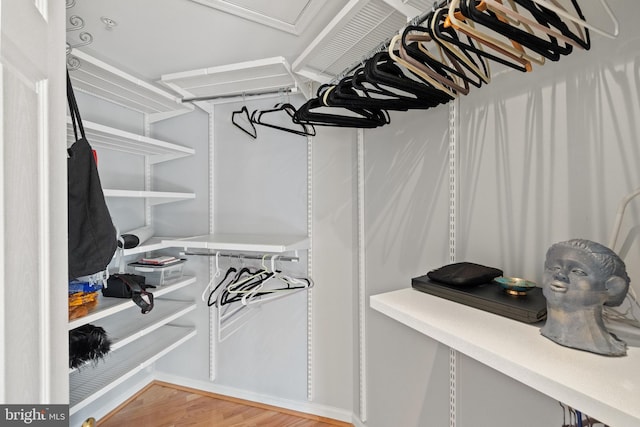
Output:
left=540, top=238, right=630, bottom=356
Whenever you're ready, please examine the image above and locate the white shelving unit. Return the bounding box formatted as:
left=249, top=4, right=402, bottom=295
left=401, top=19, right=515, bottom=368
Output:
left=370, top=288, right=640, bottom=427
left=69, top=325, right=196, bottom=414
left=160, top=56, right=310, bottom=102
left=163, top=233, right=310, bottom=253
left=120, top=237, right=173, bottom=257
left=68, top=276, right=196, bottom=330
left=74, top=299, right=196, bottom=359
left=103, top=189, right=195, bottom=205
left=68, top=49, right=199, bottom=422
left=69, top=50, right=193, bottom=121
left=66, top=118, right=194, bottom=164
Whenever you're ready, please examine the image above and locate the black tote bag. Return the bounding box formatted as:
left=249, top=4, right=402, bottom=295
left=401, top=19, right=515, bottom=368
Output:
left=67, top=71, right=117, bottom=279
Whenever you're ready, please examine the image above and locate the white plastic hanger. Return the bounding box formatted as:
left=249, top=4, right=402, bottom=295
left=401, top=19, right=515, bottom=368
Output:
left=241, top=255, right=313, bottom=306
left=201, top=251, right=221, bottom=302
left=529, top=0, right=619, bottom=39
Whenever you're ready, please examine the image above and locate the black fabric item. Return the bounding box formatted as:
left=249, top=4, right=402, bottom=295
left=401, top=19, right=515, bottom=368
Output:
left=67, top=71, right=117, bottom=279
left=427, top=262, right=503, bottom=287
left=103, top=273, right=155, bottom=314
left=69, top=324, right=111, bottom=369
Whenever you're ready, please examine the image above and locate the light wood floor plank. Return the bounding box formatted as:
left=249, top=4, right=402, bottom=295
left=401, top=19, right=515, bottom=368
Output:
left=96, top=382, right=352, bottom=427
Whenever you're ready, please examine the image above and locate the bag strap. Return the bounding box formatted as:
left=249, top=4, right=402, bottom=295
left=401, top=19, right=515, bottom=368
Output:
left=132, top=291, right=154, bottom=314
left=66, top=70, right=85, bottom=141
left=116, top=274, right=155, bottom=314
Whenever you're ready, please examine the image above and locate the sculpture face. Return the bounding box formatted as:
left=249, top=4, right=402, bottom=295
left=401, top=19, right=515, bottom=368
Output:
left=540, top=239, right=630, bottom=356
left=543, top=246, right=609, bottom=311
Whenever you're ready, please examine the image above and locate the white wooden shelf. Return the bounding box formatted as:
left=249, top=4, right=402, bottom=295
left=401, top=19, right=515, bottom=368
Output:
left=370, top=288, right=640, bottom=427
left=85, top=299, right=195, bottom=353
left=69, top=276, right=196, bottom=330
left=160, top=56, right=310, bottom=101
left=70, top=299, right=196, bottom=373
left=67, top=118, right=194, bottom=164
left=162, top=233, right=310, bottom=253
left=120, top=236, right=175, bottom=257
left=69, top=49, right=193, bottom=120
left=69, top=324, right=196, bottom=414
left=103, top=189, right=195, bottom=205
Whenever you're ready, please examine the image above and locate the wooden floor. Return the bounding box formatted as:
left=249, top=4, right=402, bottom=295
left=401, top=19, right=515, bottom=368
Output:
left=97, top=382, right=352, bottom=427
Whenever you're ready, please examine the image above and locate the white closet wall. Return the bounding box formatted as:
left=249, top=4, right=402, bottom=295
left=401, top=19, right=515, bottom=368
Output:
left=155, top=96, right=312, bottom=402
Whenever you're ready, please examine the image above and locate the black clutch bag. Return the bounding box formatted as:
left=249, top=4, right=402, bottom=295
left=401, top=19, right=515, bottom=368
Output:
left=427, top=262, right=503, bottom=287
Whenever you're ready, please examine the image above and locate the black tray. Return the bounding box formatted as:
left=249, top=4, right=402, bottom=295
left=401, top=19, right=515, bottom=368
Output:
left=411, top=275, right=547, bottom=324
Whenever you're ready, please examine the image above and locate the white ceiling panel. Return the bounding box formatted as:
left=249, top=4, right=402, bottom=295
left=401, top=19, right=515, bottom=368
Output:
left=293, top=0, right=408, bottom=81
left=188, top=0, right=326, bottom=34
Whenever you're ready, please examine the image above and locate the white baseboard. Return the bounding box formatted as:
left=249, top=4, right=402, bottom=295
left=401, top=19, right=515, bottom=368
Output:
left=350, top=415, right=367, bottom=427
left=153, top=372, right=354, bottom=423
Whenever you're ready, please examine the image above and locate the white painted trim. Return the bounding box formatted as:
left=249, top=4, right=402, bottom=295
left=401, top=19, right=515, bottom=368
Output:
left=357, top=128, right=367, bottom=423
left=153, top=372, right=354, bottom=423
left=0, top=64, right=5, bottom=403
left=37, top=78, right=51, bottom=402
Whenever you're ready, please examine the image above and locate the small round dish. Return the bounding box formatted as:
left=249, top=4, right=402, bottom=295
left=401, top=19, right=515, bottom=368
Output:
left=493, top=276, right=536, bottom=296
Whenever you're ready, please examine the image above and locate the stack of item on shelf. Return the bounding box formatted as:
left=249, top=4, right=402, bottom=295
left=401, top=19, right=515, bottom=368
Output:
left=68, top=280, right=103, bottom=321
left=411, top=261, right=547, bottom=323
left=128, top=255, right=186, bottom=286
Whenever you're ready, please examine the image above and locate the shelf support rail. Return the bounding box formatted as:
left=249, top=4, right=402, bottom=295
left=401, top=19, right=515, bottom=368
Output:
left=448, top=92, right=460, bottom=427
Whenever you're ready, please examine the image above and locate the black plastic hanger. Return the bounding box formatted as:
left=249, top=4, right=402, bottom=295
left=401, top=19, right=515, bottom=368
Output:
left=460, top=0, right=570, bottom=61
left=427, top=11, right=492, bottom=85
left=250, top=103, right=316, bottom=137
left=517, top=0, right=590, bottom=50
left=231, top=105, right=257, bottom=139
left=431, top=6, right=530, bottom=73
left=365, top=51, right=453, bottom=108
left=293, top=84, right=390, bottom=129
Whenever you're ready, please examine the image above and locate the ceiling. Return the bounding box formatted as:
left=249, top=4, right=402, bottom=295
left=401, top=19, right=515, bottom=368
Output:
left=65, top=0, right=347, bottom=82
left=66, top=0, right=623, bottom=101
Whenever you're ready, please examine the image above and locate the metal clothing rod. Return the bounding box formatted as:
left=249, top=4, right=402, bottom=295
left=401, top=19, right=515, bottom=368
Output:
left=181, top=86, right=299, bottom=103
left=181, top=251, right=299, bottom=263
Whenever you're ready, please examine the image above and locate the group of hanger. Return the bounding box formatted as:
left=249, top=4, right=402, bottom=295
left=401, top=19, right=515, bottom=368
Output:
left=292, top=0, right=618, bottom=129
left=203, top=253, right=313, bottom=308
left=232, top=102, right=316, bottom=139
